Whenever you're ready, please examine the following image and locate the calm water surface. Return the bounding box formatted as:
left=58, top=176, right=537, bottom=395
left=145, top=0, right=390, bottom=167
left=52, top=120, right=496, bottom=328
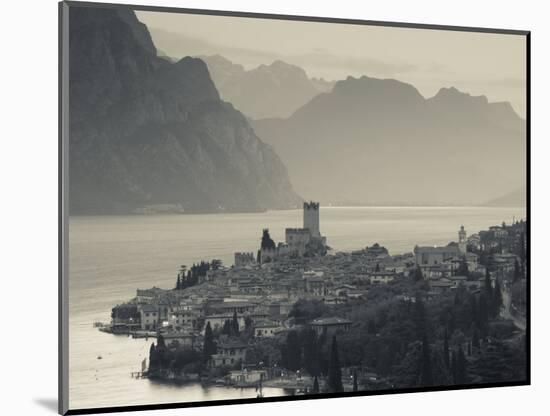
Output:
left=68, top=206, right=525, bottom=409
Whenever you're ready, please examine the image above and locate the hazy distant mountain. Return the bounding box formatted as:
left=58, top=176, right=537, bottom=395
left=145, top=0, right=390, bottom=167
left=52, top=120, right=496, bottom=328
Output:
left=483, top=187, right=527, bottom=207
left=69, top=7, right=301, bottom=214
left=252, top=76, right=526, bottom=206
left=197, top=55, right=335, bottom=119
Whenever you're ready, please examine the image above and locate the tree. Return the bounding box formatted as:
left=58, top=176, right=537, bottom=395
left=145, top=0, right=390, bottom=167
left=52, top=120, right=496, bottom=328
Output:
left=302, top=328, right=320, bottom=376
left=312, top=376, right=320, bottom=393
left=261, top=229, right=276, bottom=249
left=443, top=328, right=450, bottom=368
left=484, top=269, right=492, bottom=299
left=327, top=336, right=344, bottom=392
left=375, top=263, right=381, bottom=272
left=353, top=370, right=358, bottom=392
left=450, top=350, right=457, bottom=383
left=285, top=331, right=302, bottom=371
left=513, top=259, right=521, bottom=283
left=203, top=322, right=216, bottom=361
left=493, top=279, right=503, bottom=317
left=455, top=346, right=467, bottom=384
left=419, top=335, right=434, bottom=387
left=456, top=256, right=469, bottom=277
left=414, top=297, right=427, bottom=338
left=222, top=320, right=232, bottom=336
left=157, top=334, right=166, bottom=349
left=244, top=316, right=253, bottom=334
left=232, top=311, right=240, bottom=336
left=413, top=266, right=424, bottom=282
left=149, top=342, right=158, bottom=371
left=367, top=319, right=376, bottom=334
left=518, top=232, right=526, bottom=264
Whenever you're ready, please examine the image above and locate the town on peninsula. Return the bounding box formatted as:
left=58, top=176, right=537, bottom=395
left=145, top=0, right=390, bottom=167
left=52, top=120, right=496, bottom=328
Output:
left=101, top=202, right=527, bottom=395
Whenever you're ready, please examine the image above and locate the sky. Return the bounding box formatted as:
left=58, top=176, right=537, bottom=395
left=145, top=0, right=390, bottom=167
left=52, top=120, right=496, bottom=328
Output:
left=137, top=10, right=527, bottom=117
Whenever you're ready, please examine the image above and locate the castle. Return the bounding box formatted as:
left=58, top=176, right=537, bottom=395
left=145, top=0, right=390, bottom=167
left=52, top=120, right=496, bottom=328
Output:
left=258, top=201, right=327, bottom=264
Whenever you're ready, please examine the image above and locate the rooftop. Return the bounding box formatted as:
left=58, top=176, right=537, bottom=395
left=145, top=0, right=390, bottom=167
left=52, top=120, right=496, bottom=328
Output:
left=309, top=317, right=352, bottom=326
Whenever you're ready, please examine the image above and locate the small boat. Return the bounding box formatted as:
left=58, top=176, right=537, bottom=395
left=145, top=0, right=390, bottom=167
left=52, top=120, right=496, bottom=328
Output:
left=97, top=355, right=103, bottom=360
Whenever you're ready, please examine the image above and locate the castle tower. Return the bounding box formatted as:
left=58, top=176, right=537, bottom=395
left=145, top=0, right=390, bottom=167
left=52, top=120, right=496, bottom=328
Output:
left=303, top=201, right=321, bottom=238
left=458, top=225, right=467, bottom=254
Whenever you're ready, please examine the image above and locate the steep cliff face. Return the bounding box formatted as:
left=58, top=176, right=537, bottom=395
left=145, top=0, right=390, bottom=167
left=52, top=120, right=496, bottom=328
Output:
left=68, top=6, right=301, bottom=214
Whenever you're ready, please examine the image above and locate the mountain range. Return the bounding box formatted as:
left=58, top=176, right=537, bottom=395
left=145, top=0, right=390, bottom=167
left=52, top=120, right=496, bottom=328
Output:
left=68, top=7, right=301, bottom=214
left=252, top=76, right=526, bottom=206
left=196, top=55, right=334, bottom=119
left=483, top=187, right=526, bottom=207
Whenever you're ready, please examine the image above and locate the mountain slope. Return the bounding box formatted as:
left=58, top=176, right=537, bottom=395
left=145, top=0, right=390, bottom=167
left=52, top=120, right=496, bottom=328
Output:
left=483, top=187, right=526, bottom=207
left=252, top=76, right=526, bottom=206
left=69, top=7, right=301, bottom=214
left=198, top=55, right=335, bottom=119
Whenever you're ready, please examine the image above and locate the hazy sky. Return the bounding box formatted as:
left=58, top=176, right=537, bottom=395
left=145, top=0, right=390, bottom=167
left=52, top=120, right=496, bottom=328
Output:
left=137, top=10, right=527, bottom=117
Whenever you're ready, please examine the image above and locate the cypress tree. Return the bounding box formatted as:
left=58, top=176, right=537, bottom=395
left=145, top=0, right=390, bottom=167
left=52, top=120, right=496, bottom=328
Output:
left=222, top=320, right=232, bottom=336
left=455, top=346, right=467, bottom=384
left=450, top=350, right=457, bottom=384
left=513, top=259, right=521, bottom=283
left=312, top=376, right=320, bottom=393
left=419, top=335, right=433, bottom=387
left=285, top=331, right=301, bottom=371
left=478, top=293, right=489, bottom=334
left=414, top=266, right=424, bottom=281
left=484, top=269, right=492, bottom=299
left=443, top=328, right=450, bottom=368
left=327, top=336, right=343, bottom=392
left=414, top=297, right=427, bottom=338
left=353, top=370, right=358, bottom=392
left=232, top=311, right=240, bottom=336
left=203, top=322, right=216, bottom=360
left=493, top=279, right=503, bottom=316
left=157, top=334, right=166, bottom=349
left=472, top=328, right=480, bottom=350
left=149, top=342, right=158, bottom=371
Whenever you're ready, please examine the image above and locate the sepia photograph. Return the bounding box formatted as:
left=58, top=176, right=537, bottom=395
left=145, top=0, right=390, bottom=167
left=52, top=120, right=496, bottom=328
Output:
left=60, top=1, right=529, bottom=413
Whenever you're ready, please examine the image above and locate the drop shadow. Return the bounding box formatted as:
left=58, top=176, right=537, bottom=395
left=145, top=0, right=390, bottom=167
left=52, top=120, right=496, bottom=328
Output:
left=34, top=398, right=58, bottom=413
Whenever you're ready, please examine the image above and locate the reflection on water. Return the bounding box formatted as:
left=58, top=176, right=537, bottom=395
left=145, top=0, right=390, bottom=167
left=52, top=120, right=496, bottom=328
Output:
left=68, top=206, right=525, bottom=409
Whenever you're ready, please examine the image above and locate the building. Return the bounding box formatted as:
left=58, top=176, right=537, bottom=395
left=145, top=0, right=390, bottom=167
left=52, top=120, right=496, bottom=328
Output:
left=210, top=340, right=247, bottom=367
left=136, top=287, right=165, bottom=304
left=234, top=252, right=255, bottom=268
left=229, top=369, right=268, bottom=385
left=308, top=317, right=352, bottom=337
left=253, top=320, right=282, bottom=337
left=285, top=228, right=311, bottom=255
left=365, top=243, right=389, bottom=258
left=414, top=245, right=460, bottom=267
left=429, top=278, right=454, bottom=294
left=161, top=332, right=197, bottom=348
left=369, top=271, right=397, bottom=285
left=304, top=270, right=326, bottom=296
left=168, top=309, right=200, bottom=331
left=139, top=304, right=160, bottom=330
left=209, top=301, right=257, bottom=315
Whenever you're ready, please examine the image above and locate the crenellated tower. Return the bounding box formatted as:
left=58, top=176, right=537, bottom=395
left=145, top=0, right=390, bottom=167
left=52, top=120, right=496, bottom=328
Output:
left=303, top=201, right=321, bottom=238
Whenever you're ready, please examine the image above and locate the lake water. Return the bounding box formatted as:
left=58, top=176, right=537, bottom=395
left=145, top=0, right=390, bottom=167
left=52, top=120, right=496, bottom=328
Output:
left=68, top=206, right=525, bottom=410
